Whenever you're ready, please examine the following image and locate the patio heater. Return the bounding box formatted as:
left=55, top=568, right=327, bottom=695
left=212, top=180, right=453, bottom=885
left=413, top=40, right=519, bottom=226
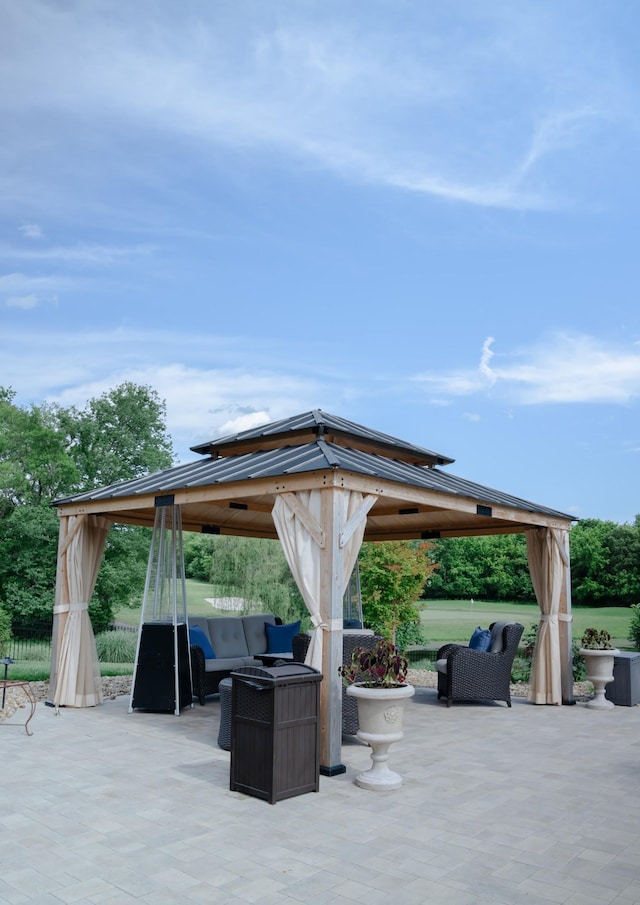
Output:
left=343, top=559, right=364, bottom=629
left=129, top=497, right=192, bottom=715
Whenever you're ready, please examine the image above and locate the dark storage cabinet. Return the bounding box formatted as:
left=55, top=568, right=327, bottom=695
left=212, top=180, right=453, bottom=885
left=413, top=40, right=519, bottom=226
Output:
left=230, top=664, right=322, bottom=804
left=605, top=652, right=640, bottom=706
left=131, top=622, right=192, bottom=713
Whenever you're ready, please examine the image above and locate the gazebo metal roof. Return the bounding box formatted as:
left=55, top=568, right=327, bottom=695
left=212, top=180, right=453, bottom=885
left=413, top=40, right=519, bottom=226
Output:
left=53, top=410, right=574, bottom=537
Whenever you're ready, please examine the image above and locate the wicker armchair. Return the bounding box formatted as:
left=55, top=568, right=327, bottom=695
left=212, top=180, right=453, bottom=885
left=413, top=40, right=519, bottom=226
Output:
left=292, top=631, right=383, bottom=735
left=436, top=621, right=524, bottom=707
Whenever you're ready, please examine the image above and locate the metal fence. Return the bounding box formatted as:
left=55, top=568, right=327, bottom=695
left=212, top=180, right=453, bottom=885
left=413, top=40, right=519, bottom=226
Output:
left=4, top=622, right=52, bottom=662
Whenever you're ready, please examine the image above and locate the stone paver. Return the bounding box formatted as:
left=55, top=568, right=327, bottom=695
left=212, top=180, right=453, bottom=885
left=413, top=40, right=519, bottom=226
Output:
left=1, top=688, right=639, bottom=904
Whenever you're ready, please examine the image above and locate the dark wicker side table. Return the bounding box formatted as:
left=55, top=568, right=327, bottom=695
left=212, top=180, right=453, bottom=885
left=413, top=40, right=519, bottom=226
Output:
left=217, top=677, right=232, bottom=750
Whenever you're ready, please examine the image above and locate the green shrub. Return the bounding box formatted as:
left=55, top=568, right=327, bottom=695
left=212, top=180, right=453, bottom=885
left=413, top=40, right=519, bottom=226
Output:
left=396, top=620, right=426, bottom=652
left=572, top=644, right=587, bottom=682
left=95, top=630, right=137, bottom=664
left=510, top=656, right=531, bottom=684
left=0, top=605, right=11, bottom=657
left=627, top=603, right=640, bottom=650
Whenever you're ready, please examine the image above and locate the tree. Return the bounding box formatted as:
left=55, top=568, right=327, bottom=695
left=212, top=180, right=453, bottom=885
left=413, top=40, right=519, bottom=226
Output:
left=184, top=534, right=307, bottom=625
left=604, top=523, right=640, bottom=605
left=358, top=541, right=435, bottom=646
left=425, top=535, right=533, bottom=601
left=0, top=383, right=175, bottom=631
left=0, top=503, right=60, bottom=627
left=60, top=382, right=174, bottom=489
left=0, top=389, right=79, bottom=513
left=570, top=519, right=617, bottom=605
left=0, top=603, right=12, bottom=656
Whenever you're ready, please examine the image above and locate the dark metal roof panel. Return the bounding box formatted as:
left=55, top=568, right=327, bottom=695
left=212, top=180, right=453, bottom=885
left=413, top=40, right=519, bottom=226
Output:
left=190, top=409, right=454, bottom=464
left=53, top=440, right=573, bottom=521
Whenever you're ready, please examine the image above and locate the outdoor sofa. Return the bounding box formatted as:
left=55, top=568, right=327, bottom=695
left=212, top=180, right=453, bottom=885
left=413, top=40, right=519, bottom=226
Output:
left=189, top=613, right=292, bottom=705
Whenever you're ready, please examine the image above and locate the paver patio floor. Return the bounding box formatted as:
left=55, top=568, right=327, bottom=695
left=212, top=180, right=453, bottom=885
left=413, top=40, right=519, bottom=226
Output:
left=1, top=687, right=639, bottom=904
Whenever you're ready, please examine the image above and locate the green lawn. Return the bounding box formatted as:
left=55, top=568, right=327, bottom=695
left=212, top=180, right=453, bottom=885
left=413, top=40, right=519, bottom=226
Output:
left=116, top=585, right=635, bottom=650
left=113, top=578, right=229, bottom=625
left=6, top=661, right=134, bottom=683
left=6, top=593, right=636, bottom=682
left=419, top=599, right=634, bottom=649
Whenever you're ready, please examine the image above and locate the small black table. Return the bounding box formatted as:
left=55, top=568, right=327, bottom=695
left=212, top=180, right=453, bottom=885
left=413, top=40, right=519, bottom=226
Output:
left=256, top=653, right=294, bottom=667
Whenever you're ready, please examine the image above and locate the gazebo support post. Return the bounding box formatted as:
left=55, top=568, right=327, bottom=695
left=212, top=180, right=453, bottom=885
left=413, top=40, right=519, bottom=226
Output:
left=318, top=488, right=347, bottom=775
left=559, top=530, right=574, bottom=705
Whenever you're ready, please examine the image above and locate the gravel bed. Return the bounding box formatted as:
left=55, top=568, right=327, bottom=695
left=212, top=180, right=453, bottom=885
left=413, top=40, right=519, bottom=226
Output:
left=1, top=670, right=593, bottom=720
left=0, top=675, right=133, bottom=720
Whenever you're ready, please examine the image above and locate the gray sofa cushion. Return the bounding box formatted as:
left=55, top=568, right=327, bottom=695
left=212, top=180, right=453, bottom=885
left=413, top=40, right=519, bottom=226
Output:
left=242, top=613, right=276, bottom=655
left=208, top=617, right=250, bottom=658
left=207, top=655, right=256, bottom=671
left=189, top=616, right=210, bottom=637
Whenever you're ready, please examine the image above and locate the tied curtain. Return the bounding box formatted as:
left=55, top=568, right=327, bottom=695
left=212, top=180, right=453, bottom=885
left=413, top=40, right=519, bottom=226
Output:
left=272, top=489, right=376, bottom=671
left=50, top=514, right=111, bottom=708
left=526, top=527, right=570, bottom=705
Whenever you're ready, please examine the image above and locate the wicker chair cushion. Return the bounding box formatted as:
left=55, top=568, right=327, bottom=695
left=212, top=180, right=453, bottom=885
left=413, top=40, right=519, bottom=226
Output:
left=469, top=627, right=491, bottom=651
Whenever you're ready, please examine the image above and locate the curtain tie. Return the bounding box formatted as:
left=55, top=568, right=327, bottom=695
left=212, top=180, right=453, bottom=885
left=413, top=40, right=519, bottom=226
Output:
left=540, top=614, right=559, bottom=624
left=54, top=601, right=89, bottom=614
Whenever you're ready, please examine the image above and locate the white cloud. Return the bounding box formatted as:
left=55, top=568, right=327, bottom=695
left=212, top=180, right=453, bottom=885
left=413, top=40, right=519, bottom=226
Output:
left=0, top=272, right=79, bottom=294
left=2, top=324, right=640, bottom=494
left=0, top=328, right=359, bottom=461
left=0, top=2, right=623, bottom=212
left=0, top=243, right=153, bottom=265
left=18, top=223, right=43, bottom=239
left=5, top=294, right=40, bottom=309
left=413, top=334, right=640, bottom=405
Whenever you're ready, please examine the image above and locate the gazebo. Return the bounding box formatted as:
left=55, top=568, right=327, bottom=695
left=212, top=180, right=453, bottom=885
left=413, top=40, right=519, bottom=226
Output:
left=50, top=410, right=575, bottom=774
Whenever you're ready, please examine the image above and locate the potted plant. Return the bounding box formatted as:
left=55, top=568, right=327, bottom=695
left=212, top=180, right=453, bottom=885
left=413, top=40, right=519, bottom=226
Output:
left=579, top=628, right=619, bottom=710
left=339, top=638, right=415, bottom=790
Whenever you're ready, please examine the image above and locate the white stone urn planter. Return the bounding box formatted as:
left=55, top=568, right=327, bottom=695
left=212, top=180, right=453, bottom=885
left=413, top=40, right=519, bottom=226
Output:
left=346, top=683, right=415, bottom=790
left=579, top=648, right=619, bottom=710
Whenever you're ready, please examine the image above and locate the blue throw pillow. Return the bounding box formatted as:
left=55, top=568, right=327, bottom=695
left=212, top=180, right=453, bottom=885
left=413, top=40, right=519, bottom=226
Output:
left=189, top=625, right=216, bottom=659
left=265, top=620, right=301, bottom=654
left=468, top=626, right=491, bottom=652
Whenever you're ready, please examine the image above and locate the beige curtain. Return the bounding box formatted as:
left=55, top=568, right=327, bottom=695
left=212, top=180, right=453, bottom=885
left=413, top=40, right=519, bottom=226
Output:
left=272, top=489, right=376, bottom=671
left=526, top=527, right=570, bottom=705
left=50, top=514, right=111, bottom=708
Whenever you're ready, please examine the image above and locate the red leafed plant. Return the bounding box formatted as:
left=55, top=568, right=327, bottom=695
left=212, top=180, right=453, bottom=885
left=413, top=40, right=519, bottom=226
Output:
left=339, top=638, right=409, bottom=688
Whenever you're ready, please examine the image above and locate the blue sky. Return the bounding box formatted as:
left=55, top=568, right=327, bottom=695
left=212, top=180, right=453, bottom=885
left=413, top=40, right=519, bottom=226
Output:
left=2, top=1, right=640, bottom=525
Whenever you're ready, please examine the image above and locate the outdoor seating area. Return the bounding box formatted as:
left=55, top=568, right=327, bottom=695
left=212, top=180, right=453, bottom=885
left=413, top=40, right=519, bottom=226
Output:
left=3, top=684, right=639, bottom=904
left=188, top=613, right=290, bottom=704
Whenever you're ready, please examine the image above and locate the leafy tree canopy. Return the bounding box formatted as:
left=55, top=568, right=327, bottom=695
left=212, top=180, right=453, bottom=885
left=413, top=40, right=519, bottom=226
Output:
left=358, top=540, right=435, bottom=645
left=426, top=520, right=640, bottom=608
left=0, top=383, right=174, bottom=630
